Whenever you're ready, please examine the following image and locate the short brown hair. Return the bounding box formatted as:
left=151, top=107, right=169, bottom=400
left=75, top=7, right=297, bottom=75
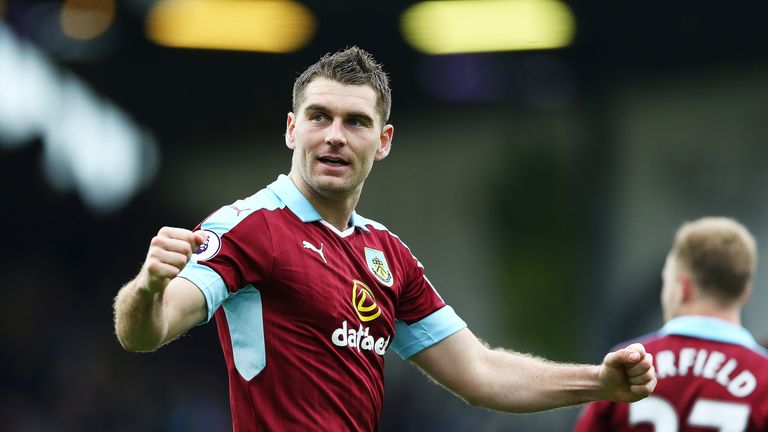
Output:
left=670, top=217, right=757, bottom=302
left=292, top=46, right=391, bottom=124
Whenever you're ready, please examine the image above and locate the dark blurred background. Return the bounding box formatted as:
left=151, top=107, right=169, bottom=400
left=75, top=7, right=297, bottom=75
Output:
left=2, top=1, right=768, bottom=430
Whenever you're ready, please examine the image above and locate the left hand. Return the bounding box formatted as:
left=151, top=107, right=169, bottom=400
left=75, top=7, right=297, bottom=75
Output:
left=598, top=343, right=657, bottom=403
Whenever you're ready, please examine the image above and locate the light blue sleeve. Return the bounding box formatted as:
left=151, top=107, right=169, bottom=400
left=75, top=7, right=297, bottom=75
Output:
left=178, top=262, right=229, bottom=323
left=391, top=306, right=467, bottom=359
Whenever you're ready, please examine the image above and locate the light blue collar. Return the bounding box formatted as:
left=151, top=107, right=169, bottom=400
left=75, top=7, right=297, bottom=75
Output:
left=660, top=316, right=762, bottom=351
left=266, top=174, right=369, bottom=231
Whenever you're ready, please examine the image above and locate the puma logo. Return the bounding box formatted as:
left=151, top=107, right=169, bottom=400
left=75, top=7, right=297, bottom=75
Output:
left=302, top=240, right=326, bottom=263
left=229, top=205, right=251, bottom=216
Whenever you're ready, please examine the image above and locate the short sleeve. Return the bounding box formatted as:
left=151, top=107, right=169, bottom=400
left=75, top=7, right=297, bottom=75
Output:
left=178, top=262, right=228, bottom=323
left=391, top=306, right=466, bottom=359
left=177, top=201, right=275, bottom=321
left=391, top=244, right=466, bottom=358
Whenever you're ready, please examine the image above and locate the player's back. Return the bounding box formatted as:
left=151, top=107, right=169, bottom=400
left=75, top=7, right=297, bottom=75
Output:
left=573, top=317, right=768, bottom=432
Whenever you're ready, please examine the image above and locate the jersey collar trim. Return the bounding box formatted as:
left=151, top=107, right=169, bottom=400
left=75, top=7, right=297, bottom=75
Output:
left=660, top=316, right=761, bottom=350
left=267, top=175, right=370, bottom=232
left=320, top=220, right=355, bottom=238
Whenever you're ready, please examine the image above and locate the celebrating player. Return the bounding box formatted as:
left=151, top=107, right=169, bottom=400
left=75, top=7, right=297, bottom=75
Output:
left=573, top=217, right=768, bottom=432
left=114, top=47, right=656, bottom=431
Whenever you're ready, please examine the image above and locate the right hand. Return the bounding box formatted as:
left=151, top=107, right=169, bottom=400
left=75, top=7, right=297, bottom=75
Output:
left=138, top=227, right=208, bottom=293
left=598, top=343, right=656, bottom=403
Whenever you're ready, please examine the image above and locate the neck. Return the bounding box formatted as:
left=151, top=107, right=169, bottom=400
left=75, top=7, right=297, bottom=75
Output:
left=289, top=172, right=361, bottom=232
left=312, top=193, right=359, bottom=232
left=675, top=304, right=742, bottom=325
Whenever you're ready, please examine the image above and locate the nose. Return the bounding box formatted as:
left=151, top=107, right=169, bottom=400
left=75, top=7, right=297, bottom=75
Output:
left=325, top=117, right=346, bottom=146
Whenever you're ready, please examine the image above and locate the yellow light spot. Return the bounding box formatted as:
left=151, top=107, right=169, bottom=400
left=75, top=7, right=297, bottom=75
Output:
left=60, top=0, right=116, bottom=40
left=146, top=0, right=315, bottom=53
left=401, top=0, right=575, bottom=54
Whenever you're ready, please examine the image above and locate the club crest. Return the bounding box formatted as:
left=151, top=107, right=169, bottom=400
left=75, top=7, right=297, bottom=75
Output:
left=364, top=247, right=393, bottom=287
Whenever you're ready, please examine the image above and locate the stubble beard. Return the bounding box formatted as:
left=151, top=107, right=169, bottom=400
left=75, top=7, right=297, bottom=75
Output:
left=305, top=164, right=363, bottom=199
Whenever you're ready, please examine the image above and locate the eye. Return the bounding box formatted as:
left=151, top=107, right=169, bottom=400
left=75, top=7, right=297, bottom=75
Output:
left=310, top=113, right=326, bottom=122
left=348, top=117, right=369, bottom=128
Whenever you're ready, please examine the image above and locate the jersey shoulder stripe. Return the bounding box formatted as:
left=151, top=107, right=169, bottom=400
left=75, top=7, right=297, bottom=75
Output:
left=354, top=213, right=387, bottom=232
left=355, top=213, right=426, bottom=270
left=199, top=187, right=285, bottom=236
left=356, top=213, right=444, bottom=306
left=179, top=188, right=285, bottom=322
left=355, top=214, right=466, bottom=357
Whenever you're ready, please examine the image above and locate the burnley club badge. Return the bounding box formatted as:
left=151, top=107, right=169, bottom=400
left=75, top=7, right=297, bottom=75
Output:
left=365, top=247, right=393, bottom=287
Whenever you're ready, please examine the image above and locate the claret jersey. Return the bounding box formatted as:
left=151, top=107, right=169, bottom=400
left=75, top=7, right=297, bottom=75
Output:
left=573, top=316, right=768, bottom=432
left=178, top=175, right=466, bottom=432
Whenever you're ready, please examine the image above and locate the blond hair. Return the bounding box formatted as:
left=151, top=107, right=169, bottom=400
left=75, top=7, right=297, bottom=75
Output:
left=670, top=217, right=757, bottom=302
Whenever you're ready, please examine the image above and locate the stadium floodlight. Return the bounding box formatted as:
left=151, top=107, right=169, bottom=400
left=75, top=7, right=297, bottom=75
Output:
left=401, top=0, right=576, bottom=54
left=146, top=0, right=316, bottom=53
left=60, top=0, right=116, bottom=40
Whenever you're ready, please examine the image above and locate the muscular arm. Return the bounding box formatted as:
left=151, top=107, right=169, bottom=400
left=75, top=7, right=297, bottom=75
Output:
left=410, top=328, right=656, bottom=413
left=113, top=227, right=208, bottom=352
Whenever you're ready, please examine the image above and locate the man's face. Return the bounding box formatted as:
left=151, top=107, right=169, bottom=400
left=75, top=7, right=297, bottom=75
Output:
left=285, top=78, right=393, bottom=200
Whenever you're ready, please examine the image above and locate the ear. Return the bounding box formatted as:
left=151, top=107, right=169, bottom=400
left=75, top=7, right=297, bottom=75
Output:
left=374, top=124, right=394, bottom=161
left=285, top=112, right=296, bottom=150
left=678, top=273, right=694, bottom=304
left=740, top=283, right=753, bottom=305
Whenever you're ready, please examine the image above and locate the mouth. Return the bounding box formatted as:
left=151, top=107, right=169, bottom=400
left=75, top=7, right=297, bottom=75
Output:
left=317, top=155, right=350, bottom=167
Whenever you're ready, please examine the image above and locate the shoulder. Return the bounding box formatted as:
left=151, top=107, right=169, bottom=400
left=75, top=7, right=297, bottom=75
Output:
left=740, top=343, right=768, bottom=367
left=752, top=341, right=768, bottom=358
left=355, top=213, right=413, bottom=252
left=610, top=330, right=666, bottom=352
left=354, top=212, right=390, bottom=233
left=200, top=186, right=286, bottom=235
